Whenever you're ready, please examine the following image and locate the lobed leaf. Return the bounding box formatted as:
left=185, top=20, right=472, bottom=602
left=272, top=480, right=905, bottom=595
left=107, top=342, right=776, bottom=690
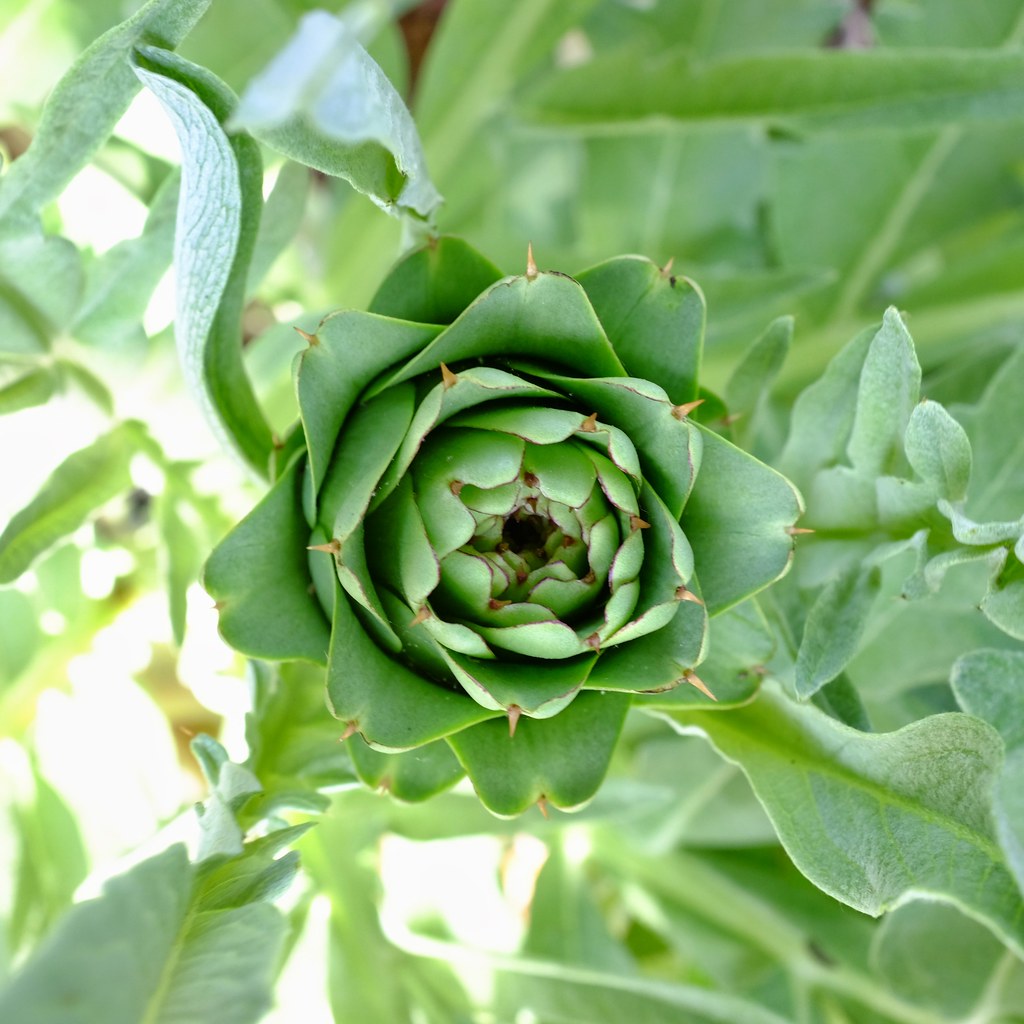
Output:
left=668, top=683, right=1024, bottom=956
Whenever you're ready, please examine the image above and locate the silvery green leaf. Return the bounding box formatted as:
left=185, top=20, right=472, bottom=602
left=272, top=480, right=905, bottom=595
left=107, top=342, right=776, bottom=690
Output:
left=668, top=682, right=1024, bottom=955
left=846, top=307, right=921, bottom=477
left=953, top=649, right=1024, bottom=894
left=231, top=9, right=441, bottom=220
left=937, top=499, right=1023, bottom=545
left=904, top=398, right=972, bottom=500
left=134, top=49, right=274, bottom=475
left=0, top=845, right=285, bottom=1024
left=795, top=565, right=880, bottom=699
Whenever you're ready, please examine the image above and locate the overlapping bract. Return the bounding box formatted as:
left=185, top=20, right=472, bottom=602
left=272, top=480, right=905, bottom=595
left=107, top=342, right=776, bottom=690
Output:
left=206, top=238, right=801, bottom=814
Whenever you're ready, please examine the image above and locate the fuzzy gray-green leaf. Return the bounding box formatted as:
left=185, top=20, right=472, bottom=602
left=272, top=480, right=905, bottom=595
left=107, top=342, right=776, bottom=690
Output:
left=669, top=683, right=1024, bottom=955
left=904, top=399, right=972, bottom=501
left=795, top=565, right=881, bottom=699
left=846, top=307, right=921, bottom=477
left=231, top=10, right=441, bottom=220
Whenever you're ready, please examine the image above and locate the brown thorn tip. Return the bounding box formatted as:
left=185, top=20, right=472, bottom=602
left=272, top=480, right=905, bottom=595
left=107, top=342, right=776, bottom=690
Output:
left=294, top=327, right=318, bottom=345
left=630, top=515, right=651, bottom=532
left=489, top=598, right=511, bottom=610
left=308, top=539, right=341, bottom=555
left=537, top=796, right=549, bottom=819
left=580, top=412, right=599, bottom=433
left=409, top=606, right=430, bottom=627
left=526, top=243, right=538, bottom=280
left=450, top=479, right=464, bottom=496
left=671, top=398, right=705, bottom=420
left=585, top=631, right=602, bottom=652
left=338, top=721, right=358, bottom=742
left=661, top=257, right=675, bottom=277
left=675, top=585, right=704, bottom=605
left=441, top=363, right=458, bottom=389
left=507, top=704, right=522, bottom=738
left=685, top=671, right=718, bottom=702
left=786, top=526, right=816, bottom=536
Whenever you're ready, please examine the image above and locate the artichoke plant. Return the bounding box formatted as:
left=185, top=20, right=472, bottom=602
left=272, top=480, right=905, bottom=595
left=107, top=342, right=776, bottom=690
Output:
left=206, top=238, right=802, bottom=815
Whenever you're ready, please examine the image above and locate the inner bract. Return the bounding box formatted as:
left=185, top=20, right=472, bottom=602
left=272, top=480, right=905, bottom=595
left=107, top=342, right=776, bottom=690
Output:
left=404, top=420, right=646, bottom=661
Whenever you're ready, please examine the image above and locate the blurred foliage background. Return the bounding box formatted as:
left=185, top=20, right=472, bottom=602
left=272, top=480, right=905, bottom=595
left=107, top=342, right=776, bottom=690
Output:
left=2, top=1, right=1024, bottom=1021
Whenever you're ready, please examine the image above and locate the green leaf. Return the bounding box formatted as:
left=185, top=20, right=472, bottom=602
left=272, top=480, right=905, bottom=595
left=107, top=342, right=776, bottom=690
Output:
left=245, top=158, right=310, bottom=293
left=195, top=826, right=311, bottom=910
left=297, top=312, right=442, bottom=501
left=0, top=844, right=286, bottom=1024
left=0, top=421, right=141, bottom=584
left=348, top=737, right=466, bottom=802
left=982, top=559, right=1024, bottom=641
left=9, top=765, right=88, bottom=955
left=327, top=585, right=498, bottom=750
left=952, top=648, right=1024, bottom=893
left=777, top=324, right=875, bottom=489
left=0, top=365, right=57, bottom=414
left=447, top=691, right=630, bottom=816
left=155, top=477, right=203, bottom=647
left=957, top=345, right=1024, bottom=523
left=521, top=369, right=701, bottom=519
left=794, top=565, right=881, bottom=700
left=723, top=315, right=792, bottom=449
left=204, top=457, right=331, bottom=663
left=870, top=901, right=1008, bottom=1018
left=369, top=236, right=504, bottom=324
left=134, top=48, right=274, bottom=475
left=523, top=840, right=635, bottom=971
left=668, top=683, right=1024, bottom=956
left=846, top=307, right=921, bottom=476
left=392, top=930, right=791, bottom=1024
left=231, top=9, right=441, bottom=220
left=904, top=399, right=972, bottom=501
left=377, top=271, right=626, bottom=389
left=72, top=170, right=179, bottom=349
left=0, top=232, right=83, bottom=353
left=524, top=47, right=1024, bottom=134
left=0, top=0, right=212, bottom=227
left=576, top=255, right=704, bottom=404
left=0, top=587, right=40, bottom=686
left=683, top=425, right=802, bottom=615
left=636, top=598, right=772, bottom=710
left=415, top=0, right=599, bottom=207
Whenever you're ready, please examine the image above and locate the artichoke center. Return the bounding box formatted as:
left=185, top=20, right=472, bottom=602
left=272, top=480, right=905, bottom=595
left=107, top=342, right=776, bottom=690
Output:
left=501, top=510, right=556, bottom=557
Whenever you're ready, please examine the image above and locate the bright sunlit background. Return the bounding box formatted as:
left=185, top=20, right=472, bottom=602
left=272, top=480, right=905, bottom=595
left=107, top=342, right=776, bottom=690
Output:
left=0, top=59, right=544, bottom=1018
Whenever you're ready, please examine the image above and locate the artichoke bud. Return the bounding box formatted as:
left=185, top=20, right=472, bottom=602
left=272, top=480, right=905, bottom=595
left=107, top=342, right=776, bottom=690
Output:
left=205, top=238, right=803, bottom=815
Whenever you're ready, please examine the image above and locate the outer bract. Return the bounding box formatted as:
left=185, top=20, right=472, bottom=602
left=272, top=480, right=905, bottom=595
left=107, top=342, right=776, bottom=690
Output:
left=206, top=238, right=802, bottom=815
